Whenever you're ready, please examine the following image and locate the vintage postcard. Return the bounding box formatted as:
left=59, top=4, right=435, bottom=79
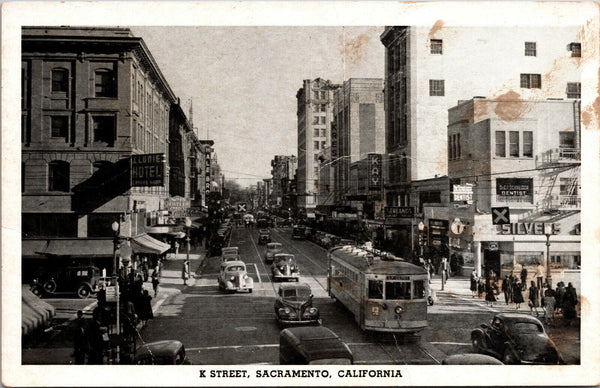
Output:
left=2, top=1, right=600, bottom=386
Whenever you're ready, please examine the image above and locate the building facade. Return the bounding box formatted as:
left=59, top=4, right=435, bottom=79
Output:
left=296, top=78, right=340, bottom=218
left=270, top=155, right=297, bottom=215
left=380, top=25, right=582, bottom=208
left=447, top=97, right=580, bottom=287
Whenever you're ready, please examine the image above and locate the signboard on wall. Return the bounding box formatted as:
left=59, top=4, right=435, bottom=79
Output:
left=385, top=206, right=414, bottom=219
left=496, top=178, right=533, bottom=197
left=367, top=153, right=382, bottom=191
left=131, top=153, right=165, bottom=187
left=205, top=153, right=211, bottom=194
left=429, top=219, right=449, bottom=246
left=453, top=183, right=473, bottom=203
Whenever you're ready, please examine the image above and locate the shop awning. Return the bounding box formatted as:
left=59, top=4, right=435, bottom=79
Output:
left=131, top=234, right=171, bottom=254
left=22, top=286, right=55, bottom=335
left=32, top=239, right=114, bottom=257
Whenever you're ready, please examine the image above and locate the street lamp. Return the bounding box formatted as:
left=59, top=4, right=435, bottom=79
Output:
left=418, top=221, right=425, bottom=258
left=544, top=223, right=553, bottom=289
left=111, top=220, right=121, bottom=364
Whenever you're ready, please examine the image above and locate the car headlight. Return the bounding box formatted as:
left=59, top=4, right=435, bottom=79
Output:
left=394, top=306, right=404, bottom=314
left=303, top=307, right=318, bottom=318
left=230, top=276, right=235, bottom=281
left=243, top=274, right=248, bottom=279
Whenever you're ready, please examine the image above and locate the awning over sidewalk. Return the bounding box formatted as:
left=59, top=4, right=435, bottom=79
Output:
left=22, top=286, right=55, bottom=335
left=30, top=239, right=114, bottom=257
left=131, top=234, right=171, bottom=254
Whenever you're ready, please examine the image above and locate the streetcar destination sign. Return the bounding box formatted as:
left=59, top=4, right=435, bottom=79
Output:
left=131, top=153, right=165, bottom=187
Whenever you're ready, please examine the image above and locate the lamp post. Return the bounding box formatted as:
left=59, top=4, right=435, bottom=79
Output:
left=544, top=223, right=553, bottom=289
left=418, top=221, right=425, bottom=258
left=111, top=220, right=121, bottom=364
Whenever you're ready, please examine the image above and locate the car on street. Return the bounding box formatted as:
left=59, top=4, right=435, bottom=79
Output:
left=274, top=283, right=321, bottom=327
left=271, top=254, right=300, bottom=282
left=471, top=313, right=564, bottom=364
left=291, top=225, right=306, bottom=239
left=279, top=326, right=353, bottom=364
left=258, top=229, right=271, bottom=244
left=221, top=247, right=240, bottom=262
left=32, top=266, right=104, bottom=299
left=218, top=260, right=254, bottom=293
left=133, top=340, right=190, bottom=365
left=441, top=353, right=504, bottom=365
left=265, top=242, right=283, bottom=264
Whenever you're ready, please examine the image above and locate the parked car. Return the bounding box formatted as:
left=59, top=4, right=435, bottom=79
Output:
left=441, top=353, right=504, bottom=365
left=275, top=283, right=321, bottom=327
left=471, top=313, right=564, bottom=364
left=292, top=225, right=306, bottom=240
left=133, top=340, right=189, bottom=365
left=33, top=266, right=104, bottom=299
left=258, top=229, right=271, bottom=244
left=265, top=242, right=283, bottom=264
left=271, top=254, right=300, bottom=282
left=279, top=326, right=353, bottom=365
left=218, top=260, right=254, bottom=293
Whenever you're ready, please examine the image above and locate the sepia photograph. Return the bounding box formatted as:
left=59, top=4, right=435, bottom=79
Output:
left=2, top=1, right=600, bottom=386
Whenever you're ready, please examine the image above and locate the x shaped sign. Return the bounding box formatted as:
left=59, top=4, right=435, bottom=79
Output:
left=238, top=203, right=247, bottom=212
left=492, top=206, right=510, bottom=225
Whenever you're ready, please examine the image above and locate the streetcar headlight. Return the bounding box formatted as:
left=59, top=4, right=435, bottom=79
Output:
left=230, top=276, right=235, bottom=281
left=394, top=306, right=404, bottom=315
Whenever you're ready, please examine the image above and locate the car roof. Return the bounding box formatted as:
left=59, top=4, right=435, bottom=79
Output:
left=279, top=283, right=311, bottom=291
left=442, top=354, right=504, bottom=365
left=267, top=243, right=282, bottom=248
left=280, top=327, right=352, bottom=361
left=224, top=260, right=246, bottom=268
left=259, top=229, right=270, bottom=233
left=222, top=247, right=238, bottom=251
left=496, top=313, right=544, bottom=324
left=133, top=340, right=183, bottom=361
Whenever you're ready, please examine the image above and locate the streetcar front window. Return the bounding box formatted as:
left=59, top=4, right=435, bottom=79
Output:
left=368, top=280, right=383, bottom=299
left=385, top=281, right=411, bottom=300
left=413, top=280, right=426, bottom=299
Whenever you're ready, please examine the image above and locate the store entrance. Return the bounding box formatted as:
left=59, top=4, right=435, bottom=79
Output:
left=483, top=249, right=501, bottom=279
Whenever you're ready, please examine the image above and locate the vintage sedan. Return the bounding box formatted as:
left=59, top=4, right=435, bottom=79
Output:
left=279, top=326, right=353, bottom=365
left=471, top=313, right=564, bottom=364
left=133, top=340, right=189, bottom=365
left=221, top=246, right=239, bottom=257
left=218, top=261, right=254, bottom=293
left=265, top=242, right=283, bottom=264
left=275, top=283, right=321, bottom=327
left=271, top=254, right=300, bottom=282
left=291, top=225, right=306, bottom=240
left=258, top=229, right=271, bottom=244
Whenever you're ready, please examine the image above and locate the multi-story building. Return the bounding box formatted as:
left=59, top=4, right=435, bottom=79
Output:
left=270, top=155, right=297, bottom=214
left=380, top=25, right=582, bottom=207
left=296, top=78, right=340, bottom=219
left=21, top=27, right=188, bottom=277
left=447, top=97, right=580, bottom=286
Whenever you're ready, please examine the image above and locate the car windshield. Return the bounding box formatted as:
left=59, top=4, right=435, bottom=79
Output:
left=276, top=256, right=294, bottom=264
left=282, top=287, right=311, bottom=299
left=508, top=322, right=543, bottom=334
left=267, top=243, right=282, bottom=250
left=226, top=266, right=245, bottom=272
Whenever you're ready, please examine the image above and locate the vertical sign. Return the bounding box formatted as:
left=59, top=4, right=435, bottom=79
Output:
left=368, top=153, right=382, bottom=191
left=205, top=153, right=211, bottom=194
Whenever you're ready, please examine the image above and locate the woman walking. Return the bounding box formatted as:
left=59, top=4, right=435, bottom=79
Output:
left=529, top=281, right=540, bottom=316
left=512, top=281, right=524, bottom=309
left=470, top=270, right=478, bottom=298
left=485, top=275, right=496, bottom=307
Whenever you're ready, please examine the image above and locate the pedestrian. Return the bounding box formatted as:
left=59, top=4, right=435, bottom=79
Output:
left=520, top=266, right=528, bottom=291
left=535, top=262, right=544, bottom=291
left=470, top=270, right=478, bottom=298
left=137, top=290, right=154, bottom=328
left=151, top=267, right=160, bottom=297
left=502, top=275, right=511, bottom=304
left=477, top=278, right=485, bottom=298
left=141, top=256, right=149, bottom=282
left=182, top=259, right=190, bottom=286
left=441, top=257, right=449, bottom=283
left=174, top=240, right=180, bottom=259
left=562, top=282, right=578, bottom=320
left=512, top=281, right=524, bottom=309
left=529, top=281, right=540, bottom=316
left=485, top=275, right=496, bottom=307
left=542, top=287, right=556, bottom=326
left=555, top=281, right=566, bottom=313
left=72, top=310, right=88, bottom=364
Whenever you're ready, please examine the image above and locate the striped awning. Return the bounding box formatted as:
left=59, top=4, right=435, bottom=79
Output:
left=130, top=234, right=171, bottom=254
left=22, top=286, right=55, bottom=335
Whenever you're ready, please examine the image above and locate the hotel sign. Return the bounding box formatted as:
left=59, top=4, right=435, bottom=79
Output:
left=131, top=153, right=165, bottom=187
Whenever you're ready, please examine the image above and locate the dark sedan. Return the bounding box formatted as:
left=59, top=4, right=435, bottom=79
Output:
left=274, top=283, right=321, bottom=327
left=471, top=313, right=564, bottom=364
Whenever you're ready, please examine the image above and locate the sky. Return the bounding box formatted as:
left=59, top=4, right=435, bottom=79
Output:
left=130, top=26, right=385, bottom=187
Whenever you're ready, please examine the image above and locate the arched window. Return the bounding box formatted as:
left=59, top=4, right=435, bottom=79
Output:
left=48, top=160, right=70, bottom=192
left=51, top=68, right=68, bottom=93
left=95, top=68, right=116, bottom=97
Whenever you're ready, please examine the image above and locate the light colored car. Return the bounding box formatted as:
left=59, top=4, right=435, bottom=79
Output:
left=275, top=283, right=320, bottom=327
left=221, top=247, right=239, bottom=256
left=218, top=260, right=254, bottom=293
left=265, top=242, right=283, bottom=264
left=271, top=253, right=299, bottom=282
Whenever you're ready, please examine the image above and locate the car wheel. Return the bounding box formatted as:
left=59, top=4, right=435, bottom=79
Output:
left=43, top=280, right=57, bottom=294
left=503, top=349, right=518, bottom=364
left=77, top=284, right=91, bottom=299
left=472, top=334, right=484, bottom=353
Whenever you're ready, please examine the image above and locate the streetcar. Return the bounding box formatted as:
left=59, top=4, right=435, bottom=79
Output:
left=327, top=245, right=429, bottom=333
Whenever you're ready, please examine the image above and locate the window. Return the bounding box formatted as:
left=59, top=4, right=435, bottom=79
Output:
left=524, top=42, right=537, bottom=56
left=430, top=39, right=443, bottom=54
left=569, top=42, right=581, bottom=57
left=321, top=141, right=326, bottom=150
left=413, top=280, right=426, bottom=299
left=313, top=116, right=319, bottom=125
left=51, top=116, right=68, bottom=139
left=520, top=73, right=541, bottom=89
left=93, top=116, right=116, bottom=147
left=385, top=281, right=411, bottom=300
left=22, top=213, right=77, bottom=238
left=314, top=154, right=319, bottom=162
left=429, top=80, right=445, bottom=96
left=321, top=128, right=326, bottom=137
left=314, top=141, right=319, bottom=150
left=51, top=68, right=68, bottom=92
left=457, top=133, right=461, bottom=158
left=320, top=116, right=326, bottom=124
left=314, top=128, right=320, bottom=137
left=509, top=131, right=519, bottom=157
left=567, top=82, right=581, bottom=98
left=95, top=68, right=116, bottom=97
left=48, top=161, right=70, bottom=192
left=448, top=135, right=452, bottom=160
left=559, top=131, right=575, bottom=148
left=523, top=131, right=533, bottom=157
left=495, top=131, right=506, bottom=157
left=320, top=104, right=327, bottom=112
left=368, top=279, right=383, bottom=299
left=560, top=178, right=578, bottom=196
left=320, top=91, right=326, bottom=99
left=314, top=91, right=320, bottom=100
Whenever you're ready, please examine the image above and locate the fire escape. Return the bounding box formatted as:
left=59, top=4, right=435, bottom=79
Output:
left=520, top=101, right=581, bottom=222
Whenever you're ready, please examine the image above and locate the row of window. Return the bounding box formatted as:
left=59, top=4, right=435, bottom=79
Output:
left=313, top=140, right=327, bottom=150
left=51, top=67, right=116, bottom=97
left=368, top=280, right=426, bottom=300
left=48, top=115, right=116, bottom=146
left=429, top=79, right=581, bottom=96
left=313, top=90, right=328, bottom=100
left=313, top=128, right=327, bottom=138
left=448, top=133, right=461, bottom=160
left=430, top=39, right=581, bottom=58
left=495, top=130, right=534, bottom=158
left=312, top=115, right=327, bottom=125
